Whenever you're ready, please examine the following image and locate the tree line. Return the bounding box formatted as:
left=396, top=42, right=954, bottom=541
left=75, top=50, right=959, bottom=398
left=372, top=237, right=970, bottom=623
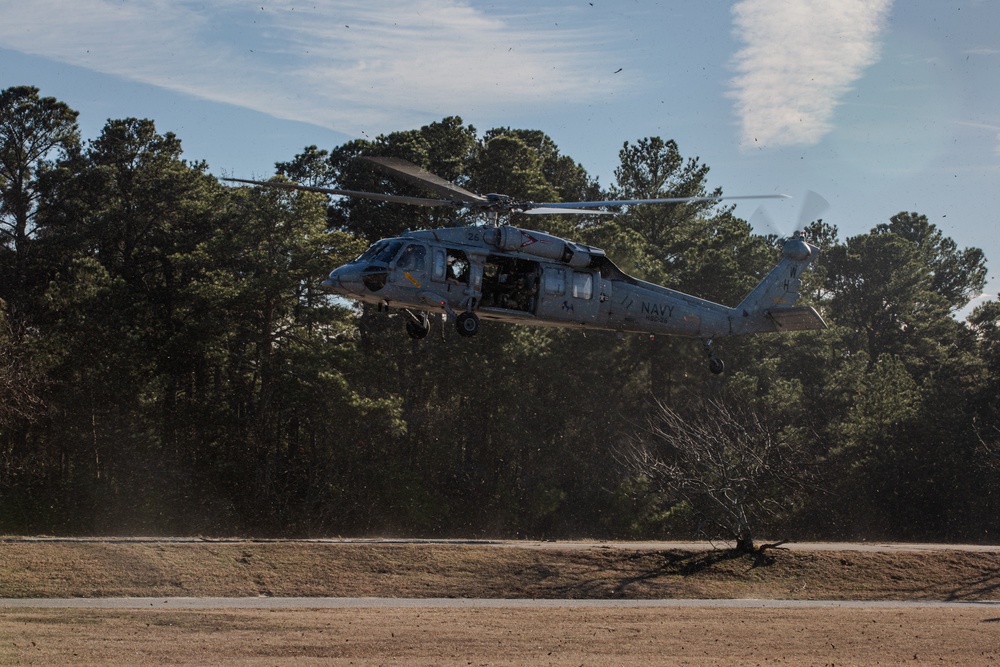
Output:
left=1, top=85, right=998, bottom=541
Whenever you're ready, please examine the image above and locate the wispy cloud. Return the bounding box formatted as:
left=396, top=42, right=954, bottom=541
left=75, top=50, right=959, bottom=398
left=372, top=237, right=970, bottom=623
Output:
left=953, top=121, right=1000, bottom=158
left=728, top=0, right=894, bottom=148
left=0, top=0, right=616, bottom=135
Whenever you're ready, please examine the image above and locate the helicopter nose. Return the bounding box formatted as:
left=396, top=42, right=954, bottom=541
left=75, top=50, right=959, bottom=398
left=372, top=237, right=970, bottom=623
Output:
left=322, top=265, right=364, bottom=295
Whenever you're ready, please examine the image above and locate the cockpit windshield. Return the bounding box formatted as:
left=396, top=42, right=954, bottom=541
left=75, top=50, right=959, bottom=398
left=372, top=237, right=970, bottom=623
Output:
left=355, top=240, right=404, bottom=265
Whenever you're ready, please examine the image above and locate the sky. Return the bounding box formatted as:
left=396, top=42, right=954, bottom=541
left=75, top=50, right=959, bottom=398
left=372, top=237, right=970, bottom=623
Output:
left=1, top=0, right=998, bottom=313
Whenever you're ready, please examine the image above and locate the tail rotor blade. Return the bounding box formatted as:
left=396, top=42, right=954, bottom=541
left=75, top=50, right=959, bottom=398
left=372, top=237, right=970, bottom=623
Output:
left=797, top=190, right=829, bottom=230
left=748, top=190, right=828, bottom=241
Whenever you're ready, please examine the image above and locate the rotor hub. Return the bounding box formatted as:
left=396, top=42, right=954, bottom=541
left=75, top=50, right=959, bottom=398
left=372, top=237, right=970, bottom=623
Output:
left=781, top=232, right=812, bottom=262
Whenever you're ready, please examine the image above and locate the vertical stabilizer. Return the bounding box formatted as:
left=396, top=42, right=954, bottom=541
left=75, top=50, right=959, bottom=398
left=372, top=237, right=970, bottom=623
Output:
left=733, top=233, right=826, bottom=334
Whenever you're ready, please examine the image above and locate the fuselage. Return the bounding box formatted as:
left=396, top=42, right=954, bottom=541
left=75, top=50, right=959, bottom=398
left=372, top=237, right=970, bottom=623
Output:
left=321, top=225, right=788, bottom=339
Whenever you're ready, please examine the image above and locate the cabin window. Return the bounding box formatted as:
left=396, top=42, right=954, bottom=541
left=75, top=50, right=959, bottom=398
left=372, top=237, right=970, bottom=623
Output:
left=432, top=249, right=447, bottom=281
left=543, top=268, right=565, bottom=295
left=572, top=272, right=593, bottom=300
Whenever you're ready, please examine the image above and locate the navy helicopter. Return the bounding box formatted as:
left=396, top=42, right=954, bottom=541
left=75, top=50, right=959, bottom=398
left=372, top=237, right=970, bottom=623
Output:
left=227, top=157, right=826, bottom=374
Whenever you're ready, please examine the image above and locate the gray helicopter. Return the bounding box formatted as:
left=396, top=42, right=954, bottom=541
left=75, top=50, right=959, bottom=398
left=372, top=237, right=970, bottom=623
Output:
left=228, top=157, right=826, bottom=374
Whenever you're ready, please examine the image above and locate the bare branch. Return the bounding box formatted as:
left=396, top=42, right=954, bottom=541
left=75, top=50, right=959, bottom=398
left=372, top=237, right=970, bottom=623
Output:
left=615, top=396, right=813, bottom=552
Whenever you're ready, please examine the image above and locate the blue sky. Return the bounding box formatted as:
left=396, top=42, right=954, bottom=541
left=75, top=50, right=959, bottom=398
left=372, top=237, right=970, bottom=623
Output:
left=2, top=0, right=998, bottom=312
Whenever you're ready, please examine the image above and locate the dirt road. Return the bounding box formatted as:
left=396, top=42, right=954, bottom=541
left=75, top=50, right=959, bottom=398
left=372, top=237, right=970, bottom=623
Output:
left=3, top=605, right=999, bottom=666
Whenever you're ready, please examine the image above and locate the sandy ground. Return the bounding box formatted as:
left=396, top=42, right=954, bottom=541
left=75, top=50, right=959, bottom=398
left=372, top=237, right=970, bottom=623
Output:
left=3, top=605, right=1000, bottom=666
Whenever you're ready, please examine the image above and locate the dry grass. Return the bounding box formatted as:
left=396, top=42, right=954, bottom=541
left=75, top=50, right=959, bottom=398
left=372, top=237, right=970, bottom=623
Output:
left=1, top=540, right=998, bottom=601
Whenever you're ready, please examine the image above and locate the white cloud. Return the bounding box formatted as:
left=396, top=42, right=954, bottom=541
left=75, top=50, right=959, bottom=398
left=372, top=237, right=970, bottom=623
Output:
left=728, top=0, right=893, bottom=148
left=0, top=0, right=616, bottom=136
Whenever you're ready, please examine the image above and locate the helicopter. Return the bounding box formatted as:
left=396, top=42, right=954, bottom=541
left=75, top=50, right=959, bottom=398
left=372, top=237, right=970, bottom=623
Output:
left=227, top=156, right=826, bottom=374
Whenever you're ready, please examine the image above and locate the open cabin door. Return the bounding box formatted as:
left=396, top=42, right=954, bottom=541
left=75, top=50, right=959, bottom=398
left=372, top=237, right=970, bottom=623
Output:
left=478, top=256, right=541, bottom=315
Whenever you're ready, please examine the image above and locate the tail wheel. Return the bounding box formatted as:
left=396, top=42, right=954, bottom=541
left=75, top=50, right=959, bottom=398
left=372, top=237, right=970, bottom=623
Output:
left=455, top=312, right=480, bottom=337
left=701, top=338, right=725, bottom=375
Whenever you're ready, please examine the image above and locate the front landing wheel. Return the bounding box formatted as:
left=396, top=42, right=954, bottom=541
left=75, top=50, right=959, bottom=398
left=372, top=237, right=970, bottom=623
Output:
left=455, top=312, right=480, bottom=337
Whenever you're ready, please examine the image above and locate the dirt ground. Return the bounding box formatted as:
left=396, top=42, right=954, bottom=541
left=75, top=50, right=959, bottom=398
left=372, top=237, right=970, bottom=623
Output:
left=3, top=606, right=999, bottom=666
left=2, top=540, right=999, bottom=665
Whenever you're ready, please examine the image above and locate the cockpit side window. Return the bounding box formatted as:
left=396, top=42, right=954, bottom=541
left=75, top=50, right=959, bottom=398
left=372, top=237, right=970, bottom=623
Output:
left=396, top=243, right=426, bottom=271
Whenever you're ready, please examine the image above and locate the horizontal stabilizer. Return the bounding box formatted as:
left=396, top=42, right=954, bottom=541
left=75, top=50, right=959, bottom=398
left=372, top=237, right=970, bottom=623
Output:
left=766, top=306, right=827, bottom=331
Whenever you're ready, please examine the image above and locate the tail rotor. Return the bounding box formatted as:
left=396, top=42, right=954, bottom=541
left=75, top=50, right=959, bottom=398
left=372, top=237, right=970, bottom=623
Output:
left=750, top=190, right=829, bottom=243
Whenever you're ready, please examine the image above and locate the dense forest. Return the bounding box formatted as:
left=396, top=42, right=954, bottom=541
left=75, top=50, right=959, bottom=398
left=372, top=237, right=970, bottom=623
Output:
left=2, top=85, right=998, bottom=542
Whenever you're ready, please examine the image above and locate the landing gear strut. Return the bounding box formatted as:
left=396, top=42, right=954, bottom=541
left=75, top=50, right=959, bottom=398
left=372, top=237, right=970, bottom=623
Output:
left=703, top=339, right=725, bottom=375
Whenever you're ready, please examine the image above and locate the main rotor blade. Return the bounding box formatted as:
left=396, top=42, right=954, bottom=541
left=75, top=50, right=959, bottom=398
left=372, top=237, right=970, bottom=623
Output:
left=526, top=193, right=792, bottom=211
left=223, top=177, right=461, bottom=208
left=523, top=207, right=616, bottom=216
left=361, top=157, right=488, bottom=206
